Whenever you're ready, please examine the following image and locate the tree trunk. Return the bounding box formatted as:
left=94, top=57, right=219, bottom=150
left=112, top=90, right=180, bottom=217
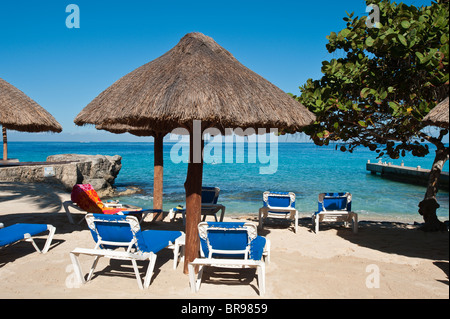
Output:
left=2, top=127, right=7, bottom=161
left=152, top=133, right=164, bottom=221
left=183, top=129, right=204, bottom=274
left=418, top=145, right=449, bottom=231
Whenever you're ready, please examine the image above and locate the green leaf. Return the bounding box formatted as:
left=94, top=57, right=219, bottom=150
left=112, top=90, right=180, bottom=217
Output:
left=360, top=88, right=371, bottom=98
left=365, top=36, right=375, bottom=47
left=358, top=120, right=367, bottom=127
left=340, top=28, right=351, bottom=38
left=415, top=51, right=424, bottom=62
left=398, top=34, right=407, bottom=46
left=388, top=101, right=399, bottom=111
left=401, top=20, right=410, bottom=28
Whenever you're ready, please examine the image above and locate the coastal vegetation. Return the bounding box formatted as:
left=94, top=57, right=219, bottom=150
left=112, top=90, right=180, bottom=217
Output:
left=296, top=0, right=449, bottom=230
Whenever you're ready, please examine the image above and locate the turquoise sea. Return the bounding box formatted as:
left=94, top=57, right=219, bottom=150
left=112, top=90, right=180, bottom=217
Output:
left=5, top=141, right=449, bottom=223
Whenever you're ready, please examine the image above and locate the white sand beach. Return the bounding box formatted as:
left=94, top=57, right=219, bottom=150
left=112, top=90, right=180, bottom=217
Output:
left=0, top=182, right=448, bottom=300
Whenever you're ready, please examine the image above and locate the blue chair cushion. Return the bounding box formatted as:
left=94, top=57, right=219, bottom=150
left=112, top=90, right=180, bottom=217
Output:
left=201, top=187, right=218, bottom=204
left=0, top=224, right=48, bottom=247
left=89, top=214, right=182, bottom=253
left=135, top=230, right=183, bottom=253
left=200, top=222, right=266, bottom=261
left=89, top=214, right=132, bottom=245
left=264, top=192, right=294, bottom=208
left=317, top=193, right=351, bottom=214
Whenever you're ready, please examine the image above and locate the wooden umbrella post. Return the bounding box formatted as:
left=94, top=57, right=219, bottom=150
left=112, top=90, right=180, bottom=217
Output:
left=153, top=132, right=164, bottom=220
left=2, top=126, right=7, bottom=161
left=183, top=125, right=204, bottom=274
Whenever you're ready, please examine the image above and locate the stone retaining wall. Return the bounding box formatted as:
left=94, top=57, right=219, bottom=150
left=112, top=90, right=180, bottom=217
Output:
left=0, top=154, right=122, bottom=197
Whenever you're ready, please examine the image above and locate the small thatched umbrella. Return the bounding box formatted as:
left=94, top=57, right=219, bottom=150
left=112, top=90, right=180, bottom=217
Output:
left=96, top=123, right=167, bottom=218
left=0, top=77, right=62, bottom=161
left=75, top=32, right=316, bottom=273
left=423, top=97, right=449, bottom=128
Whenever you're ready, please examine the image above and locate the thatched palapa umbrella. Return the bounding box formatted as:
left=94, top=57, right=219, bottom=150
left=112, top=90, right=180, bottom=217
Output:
left=0, top=77, right=62, bottom=161
left=423, top=97, right=449, bottom=128
left=74, top=32, right=316, bottom=273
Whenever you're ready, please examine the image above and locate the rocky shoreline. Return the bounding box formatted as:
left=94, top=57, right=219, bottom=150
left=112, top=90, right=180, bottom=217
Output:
left=0, top=154, right=141, bottom=197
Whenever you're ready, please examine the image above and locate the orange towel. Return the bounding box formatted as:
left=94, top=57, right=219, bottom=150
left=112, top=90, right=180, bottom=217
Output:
left=71, top=184, right=123, bottom=215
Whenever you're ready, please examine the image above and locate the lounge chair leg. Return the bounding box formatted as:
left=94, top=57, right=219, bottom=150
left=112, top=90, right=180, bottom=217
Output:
left=24, top=234, right=41, bottom=253
left=42, top=225, right=56, bottom=253
left=188, top=263, right=203, bottom=293
left=143, top=252, right=157, bottom=289
left=22, top=225, right=56, bottom=254
left=173, top=238, right=182, bottom=270
left=258, top=208, right=264, bottom=229
left=315, top=215, right=319, bottom=233
left=173, top=244, right=179, bottom=270
left=86, top=255, right=101, bottom=282
left=294, top=211, right=298, bottom=234
left=188, top=263, right=196, bottom=292
left=131, top=259, right=144, bottom=290
left=257, top=263, right=266, bottom=296
left=179, top=244, right=185, bottom=263
left=263, top=239, right=271, bottom=264
left=69, top=252, right=86, bottom=285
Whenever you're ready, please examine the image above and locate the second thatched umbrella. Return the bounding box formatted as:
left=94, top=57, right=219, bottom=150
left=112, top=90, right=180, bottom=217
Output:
left=96, top=122, right=167, bottom=219
left=0, top=77, right=62, bottom=161
left=423, top=97, right=449, bottom=128
left=75, top=32, right=316, bottom=273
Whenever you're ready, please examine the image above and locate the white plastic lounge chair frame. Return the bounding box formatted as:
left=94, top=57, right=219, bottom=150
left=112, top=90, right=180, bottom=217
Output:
left=312, top=192, right=358, bottom=233
left=258, top=191, right=299, bottom=233
left=70, top=214, right=185, bottom=290
left=0, top=223, right=56, bottom=254
left=188, top=222, right=270, bottom=296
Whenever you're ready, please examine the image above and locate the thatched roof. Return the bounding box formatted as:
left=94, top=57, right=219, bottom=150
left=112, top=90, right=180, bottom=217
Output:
left=95, top=123, right=156, bottom=137
left=0, top=77, right=62, bottom=133
left=423, top=97, right=449, bottom=128
left=75, top=32, right=315, bottom=133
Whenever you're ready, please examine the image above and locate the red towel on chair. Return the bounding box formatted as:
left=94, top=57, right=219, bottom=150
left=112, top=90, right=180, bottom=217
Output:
left=71, top=184, right=123, bottom=215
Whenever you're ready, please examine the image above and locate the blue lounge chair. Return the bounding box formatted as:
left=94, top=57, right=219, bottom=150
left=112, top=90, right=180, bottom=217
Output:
left=188, top=221, right=270, bottom=296
left=258, top=191, right=299, bottom=233
left=312, top=192, right=358, bottom=233
left=169, top=187, right=226, bottom=224
left=0, top=223, right=56, bottom=254
left=69, top=213, right=185, bottom=289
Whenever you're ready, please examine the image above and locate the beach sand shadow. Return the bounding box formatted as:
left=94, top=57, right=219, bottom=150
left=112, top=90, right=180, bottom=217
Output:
left=80, top=244, right=182, bottom=287
left=434, top=261, right=449, bottom=286
left=199, top=266, right=260, bottom=295
left=243, top=215, right=293, bottom=235
left=336, top=220, right=449, bottom=262
left=0, top=182, right=66, bottom=213
left=0, top=238, right=65, bottom=267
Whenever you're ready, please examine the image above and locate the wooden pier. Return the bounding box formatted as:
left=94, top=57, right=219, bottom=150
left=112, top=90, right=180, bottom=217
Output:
left=366, top=161, right=449, bottom=191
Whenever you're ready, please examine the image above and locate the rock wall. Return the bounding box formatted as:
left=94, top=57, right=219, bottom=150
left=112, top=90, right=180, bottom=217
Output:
left=0, top=154, right=122, bottom=197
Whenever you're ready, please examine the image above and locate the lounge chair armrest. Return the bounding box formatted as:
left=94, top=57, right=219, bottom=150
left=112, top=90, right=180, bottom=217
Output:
left=201, top=204, right=224, bottom=212
left=104, top=203, right=123, bottom=208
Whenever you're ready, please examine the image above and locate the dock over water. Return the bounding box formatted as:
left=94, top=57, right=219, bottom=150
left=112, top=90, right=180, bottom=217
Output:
left=366, top=161, right=449, bottom=191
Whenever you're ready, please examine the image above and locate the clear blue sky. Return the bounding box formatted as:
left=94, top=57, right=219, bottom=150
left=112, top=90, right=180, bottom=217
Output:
left=0, top=0, right=435, bottom=142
